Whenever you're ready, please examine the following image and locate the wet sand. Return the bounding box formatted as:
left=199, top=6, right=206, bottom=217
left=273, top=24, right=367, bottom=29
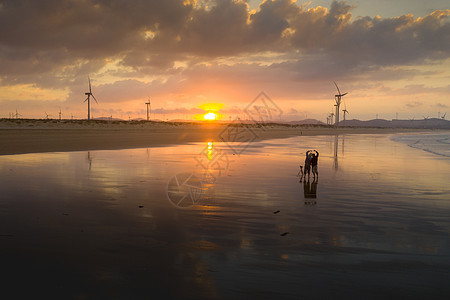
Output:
left=1, top=132, right=449, bottom=299
left=0, top=119, right=425, bottom=155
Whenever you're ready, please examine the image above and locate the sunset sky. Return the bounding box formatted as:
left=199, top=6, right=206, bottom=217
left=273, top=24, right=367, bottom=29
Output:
left=0, top=0, right=449, bottom=121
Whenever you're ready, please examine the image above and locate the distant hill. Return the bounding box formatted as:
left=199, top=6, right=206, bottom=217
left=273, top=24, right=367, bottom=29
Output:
left=279, top=117, right=449, bottom=129
left=169, top=119, right=193, bottom=122
left=340, top=118, right=450, bottom=129
left=93, top=117, right=124, bottom=121
left=287, top=119, right=326, bottom=126
left=92, top=117, right=154, bottom=122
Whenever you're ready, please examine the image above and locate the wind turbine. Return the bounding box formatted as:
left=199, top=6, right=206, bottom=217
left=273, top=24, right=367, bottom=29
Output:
left=84, top=76, right=98, bottom=120
left=15, top=109, right=22, bottom=119
left=329, top=111, right=335, bottom=125
left=342, top=107, right=349, bottom=125
left=44, top=112, right=51, bottom=120
left=58, top=108, right=62, bottom=120
left=333, top=82, right=348, bottom=127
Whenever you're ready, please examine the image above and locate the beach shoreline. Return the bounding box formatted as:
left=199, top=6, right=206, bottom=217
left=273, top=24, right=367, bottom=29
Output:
left=0, top=119, right=436, bottom=155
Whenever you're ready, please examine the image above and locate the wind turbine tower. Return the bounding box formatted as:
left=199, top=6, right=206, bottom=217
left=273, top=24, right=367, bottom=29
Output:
left=329, top=111, right=335, bottom=125
left=333, top=82, right=348, bottom=127
left=342, top=108, right=349, bottom=125
left=84, top=76, right=98, bottom=120
left=14, top=109, right=22, bottom=119
left=145, top=99, right=151, bottom=121
left=342, top=100, right=349, bottom=125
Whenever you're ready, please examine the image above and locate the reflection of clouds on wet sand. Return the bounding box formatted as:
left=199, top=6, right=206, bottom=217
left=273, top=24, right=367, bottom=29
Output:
left=0, top=133, right=449, bottom=298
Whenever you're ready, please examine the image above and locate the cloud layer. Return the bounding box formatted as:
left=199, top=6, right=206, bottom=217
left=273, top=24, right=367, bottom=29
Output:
left=0, top=0, right=449, bottom=119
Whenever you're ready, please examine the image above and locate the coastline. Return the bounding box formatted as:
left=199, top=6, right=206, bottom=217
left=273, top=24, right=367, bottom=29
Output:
left=0, top=119, right=434, bottom=155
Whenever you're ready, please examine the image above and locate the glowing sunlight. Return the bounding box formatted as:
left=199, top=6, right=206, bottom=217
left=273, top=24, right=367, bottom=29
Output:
left=203, top=112, right=217, bottom=120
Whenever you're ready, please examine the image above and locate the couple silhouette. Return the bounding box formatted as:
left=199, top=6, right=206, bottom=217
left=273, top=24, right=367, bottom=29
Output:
left=297, top=150, right=319, bottom=179
left=297, top=150, right=319, bottom=202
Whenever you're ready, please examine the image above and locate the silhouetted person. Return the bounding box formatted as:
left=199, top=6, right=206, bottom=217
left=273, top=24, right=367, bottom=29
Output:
left=311, top=150, right=319, bottom=178
left=304, top=150, right=313, bottom=178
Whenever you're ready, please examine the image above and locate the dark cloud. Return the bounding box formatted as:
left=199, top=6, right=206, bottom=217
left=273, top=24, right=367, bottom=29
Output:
left=247, top=0, right=297, bottom=48
left=405, top=101, right=423, bottom=108
left=331, top=11, right=450, bottom=66
left=388, top=84, right=450, bottom=96
left=0, top=0, right=192, bottom=82
left=179, top=0, right=250, bottom=56
left=91, top=79, right=152, bottom=103
left=0, top=0, right=449, bottom=113
left=435, top=102, right=448, bottom=108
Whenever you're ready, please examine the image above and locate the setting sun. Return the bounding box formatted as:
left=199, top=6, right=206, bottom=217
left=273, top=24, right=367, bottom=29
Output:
left=194, top=103, right=224, bottom=121
left=203, top=112, right=217, bottom=120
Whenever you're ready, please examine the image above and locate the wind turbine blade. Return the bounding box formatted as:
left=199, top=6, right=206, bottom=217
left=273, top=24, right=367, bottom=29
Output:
left=334, top=81, right=341, bottom=95
left=342, top=92, right=348, bottom=96
left=84, top=97, right=89, bottom=102
left=88, top=76, right=92, bottom=93
left=92, top=94, right=98, bottom=103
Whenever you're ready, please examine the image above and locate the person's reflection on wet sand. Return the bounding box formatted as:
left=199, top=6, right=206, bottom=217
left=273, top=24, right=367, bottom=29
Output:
left=303, top=177, right=318, bottom=205
left=86, top=151, right=92, bottom=171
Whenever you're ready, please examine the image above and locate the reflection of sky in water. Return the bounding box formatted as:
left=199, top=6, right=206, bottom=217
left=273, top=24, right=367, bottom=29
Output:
left=392, top=132, right=450, bottom=157
left=1, top=133, right=449, bottom=298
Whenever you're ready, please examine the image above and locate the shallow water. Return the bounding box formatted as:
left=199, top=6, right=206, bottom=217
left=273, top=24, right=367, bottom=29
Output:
left=1, top=132, right=449, bottom=299
left=392, top=131, right=450, bottom=157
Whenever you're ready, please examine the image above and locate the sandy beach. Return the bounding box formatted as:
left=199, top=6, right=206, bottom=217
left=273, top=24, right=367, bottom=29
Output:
left=0, top=119, right=426, bottom=155
left=2, top=119, right=449, bottom=299
left=1, top=131, right=449, bottom=299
